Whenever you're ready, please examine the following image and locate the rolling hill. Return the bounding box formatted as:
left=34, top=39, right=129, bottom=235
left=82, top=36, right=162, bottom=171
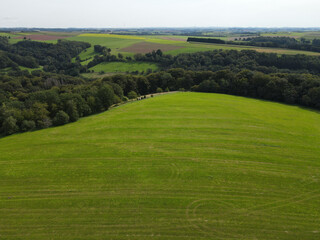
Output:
left=0, top=92, right=320, bottom=239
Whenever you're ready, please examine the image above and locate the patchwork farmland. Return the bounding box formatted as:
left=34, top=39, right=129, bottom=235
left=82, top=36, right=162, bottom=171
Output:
left=4, top=31, right=320, bottom=75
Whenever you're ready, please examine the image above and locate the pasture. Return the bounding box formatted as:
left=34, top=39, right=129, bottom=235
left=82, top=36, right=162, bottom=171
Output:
left=0, top=32, right=320, bottom=56
left=67, top=35, right=142, bottom=60
left=109, top=34, right=320, bottom=56
left=0, top=92, right=319, bottom=239
left=7, top=32, right=320, bottom=57
left=89, top=61, right=158, bottom=74
left=3, top=31, right=320, bottom=74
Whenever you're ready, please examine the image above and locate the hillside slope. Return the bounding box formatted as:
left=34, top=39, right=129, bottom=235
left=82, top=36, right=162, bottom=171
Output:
left=0, top=92, right=320, bottom=239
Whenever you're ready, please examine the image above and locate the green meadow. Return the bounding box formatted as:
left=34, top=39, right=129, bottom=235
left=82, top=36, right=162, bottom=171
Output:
left=67, top=35, right=142, bottom=60
left=89, top=61, right=158, bottom=73
left=66, top=33, right=320, bottom=63
left=3, top=32, right=320, bottom=74
left=71, top=34, right=320, bottom=57
left=4, top=32, right=320, bottom=58
left=1, top=92, right=320, bottom=239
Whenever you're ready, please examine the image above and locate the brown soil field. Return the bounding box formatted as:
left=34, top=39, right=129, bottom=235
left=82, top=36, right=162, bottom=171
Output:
left=160, top=37, right=186, bottom=42
left=121, top=42, right=184, bottom=54
left=14, top=35, right=70, bottom=41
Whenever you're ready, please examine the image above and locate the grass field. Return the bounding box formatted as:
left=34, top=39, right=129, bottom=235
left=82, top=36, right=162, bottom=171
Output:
left=68, top=34, right=320, bottom=59
left=89, top=62, right=158, bottom=73
left=4, top=31, right=320, bottom=57
left=0, top=92, right=320, bottom=239
left=261, top=31, right=320, bottom=40
left=3, top=31, right=320, bottom=74
left=67, top=35, right=142, bottom=60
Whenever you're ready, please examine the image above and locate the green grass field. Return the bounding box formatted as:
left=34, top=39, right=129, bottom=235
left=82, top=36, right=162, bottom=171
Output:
left=89, top=62, right=158, bottom=73
left=3, top=32, right=320, bottom=74
left=67, top=34, right=320, bottom=60
left=1, top=92, right=320, bottom=239
left=261, top=31, right=320, bottom=40
left=5, top=31, right=320, bottom=57
left=67, top=35, right=142, bottom=60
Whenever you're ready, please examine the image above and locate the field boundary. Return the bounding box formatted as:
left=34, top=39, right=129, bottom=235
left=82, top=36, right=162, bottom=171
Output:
left=109, top=91, right=179, bottom=110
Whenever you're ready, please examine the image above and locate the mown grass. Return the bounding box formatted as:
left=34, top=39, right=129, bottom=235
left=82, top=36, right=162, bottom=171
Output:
left=145, top=36, right=320, bottom=56
left=0, top=92, right=320, bottom=240
left=67, top=36, right=141, bottom=60
left=163, top=41, right=320, bottom=56
left=89, top=61, right=158, bottom=73
left=68, top=34, right=320, bottom=63
left=5, top=31, right=320, bottom=56
left=79, top=33, right=145, bottom=40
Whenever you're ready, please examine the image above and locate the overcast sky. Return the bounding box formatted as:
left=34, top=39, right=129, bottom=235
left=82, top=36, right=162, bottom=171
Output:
left=1, top=0, right=320, bottom=28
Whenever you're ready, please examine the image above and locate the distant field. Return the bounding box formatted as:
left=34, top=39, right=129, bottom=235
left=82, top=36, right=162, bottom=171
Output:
left=13, top=34, right=70, bottom=41
left=164, top=42, right=320, bottom=56
left=67, top=35, right=142, bottom=60
left=121, top=42, right=184, bottom=54
left=0, top=32, right=19, bottom=38
left=74, top=34, right=320, bottom=56
left=261, top=32, right=306, bottom=38
left=1, top=92, right=320, bottom=239
left=79, top=33, right=146, bottom=40
left=3, top=31, right=320, bottom=74
left=89, top=61, right=158, bottom=73
left=261, top=31, right=320, bottom=40
left=4, top=31, right=320, bottom=58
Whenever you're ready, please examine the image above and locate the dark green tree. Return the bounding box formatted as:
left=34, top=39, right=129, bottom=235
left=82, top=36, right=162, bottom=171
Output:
left=97, top=84, right=115, bottom=109
left=65, top=100, right=79, bottom=122
left=2, top=116, right=18, bottom=135
left=53, top=110, right=70, bottom=126
left=128, top=91, right=138, bottom=99
left=21, top=120, right=36, bottom=132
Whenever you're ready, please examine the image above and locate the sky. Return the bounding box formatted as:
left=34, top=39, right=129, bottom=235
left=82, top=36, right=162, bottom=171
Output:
left=1, top=0, right=320, bottom=28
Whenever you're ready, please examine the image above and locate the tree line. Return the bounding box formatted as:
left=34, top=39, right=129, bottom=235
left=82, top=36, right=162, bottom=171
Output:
left=134, top=49, right=320, bottom=75
left=234, top=36, right=320, bottom=53
left=187, top=37, right=226, bottom=44
left=1, top=66, right=320, bottom=136
left=185, top=36, right=320, bottom=54
left=1, top=38, right=320, bottom=136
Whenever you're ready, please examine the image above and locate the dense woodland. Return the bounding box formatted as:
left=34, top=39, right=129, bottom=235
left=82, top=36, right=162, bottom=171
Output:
left=1, top=38, right=320, bottom=136
left=187, top=37, right=226, bottom=44
left=1, top=67, right=320, bottom=136
left=134, top=49, right=320, bottom=74
left=235, top=37, right=320, bottom=53
left=187, top=36, right=320, bottom=53
left=0, top=37, right=90, bottom=75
